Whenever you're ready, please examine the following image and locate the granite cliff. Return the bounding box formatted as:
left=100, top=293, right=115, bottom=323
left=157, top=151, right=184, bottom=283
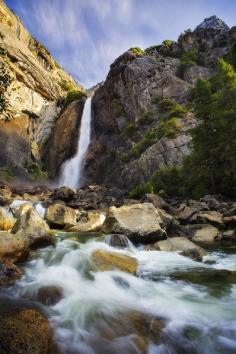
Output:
left=85, top=16, right=236, bottom=190
left=0, top=0, right=85, bottom=182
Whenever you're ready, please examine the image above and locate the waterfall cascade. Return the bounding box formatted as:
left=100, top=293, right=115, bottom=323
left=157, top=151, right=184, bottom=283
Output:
left=59, top=97, right=92, bottom=188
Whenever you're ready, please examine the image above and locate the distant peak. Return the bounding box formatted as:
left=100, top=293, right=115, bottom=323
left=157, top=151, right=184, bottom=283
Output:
left=195, top=16, right=229, bottom=31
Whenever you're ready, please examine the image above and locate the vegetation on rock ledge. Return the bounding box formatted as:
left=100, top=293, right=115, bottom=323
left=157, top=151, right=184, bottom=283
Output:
left=129, top=59, right=236, bottom=199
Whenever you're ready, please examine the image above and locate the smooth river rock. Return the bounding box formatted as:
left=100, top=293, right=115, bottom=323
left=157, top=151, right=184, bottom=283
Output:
left=91, top=249, right=138, bottom=274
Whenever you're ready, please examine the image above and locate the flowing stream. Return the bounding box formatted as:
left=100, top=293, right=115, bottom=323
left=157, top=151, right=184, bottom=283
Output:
left=6, top=234, right=236, bottom=354
left=59, top=97, right=92, bottom=188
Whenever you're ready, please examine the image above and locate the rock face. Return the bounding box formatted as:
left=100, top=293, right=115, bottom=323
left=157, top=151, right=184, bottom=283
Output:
left=195, top=16, right=229, bottom=31
left=0, top=1, right=85, bottom=181
left=85, top=17, right=235, bottom=190
left=91, top=249, right=138, bottom=273
left=103, top=203, right=167, bottom=243
left=43, top=99, right=86, bottom=177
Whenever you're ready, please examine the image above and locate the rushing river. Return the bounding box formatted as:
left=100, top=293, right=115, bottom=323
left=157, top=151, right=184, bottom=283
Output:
left=5, top=234, right=236, bottom=354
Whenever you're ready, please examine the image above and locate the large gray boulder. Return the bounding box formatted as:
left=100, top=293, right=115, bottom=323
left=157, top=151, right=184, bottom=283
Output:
left=103, top=203, right=167, bottom=243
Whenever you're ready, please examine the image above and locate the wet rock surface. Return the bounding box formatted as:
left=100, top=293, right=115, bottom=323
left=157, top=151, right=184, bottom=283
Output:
left=0, top=307, right=56, bottom=354
left=91, top=249, right=138, bottom=274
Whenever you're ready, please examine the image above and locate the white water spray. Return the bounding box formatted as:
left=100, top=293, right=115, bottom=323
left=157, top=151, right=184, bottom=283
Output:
left=59, top=97, right=92, bottom=188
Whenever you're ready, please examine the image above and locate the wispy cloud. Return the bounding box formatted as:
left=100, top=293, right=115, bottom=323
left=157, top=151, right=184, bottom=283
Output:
left=6, top=0, right=236, bottom=88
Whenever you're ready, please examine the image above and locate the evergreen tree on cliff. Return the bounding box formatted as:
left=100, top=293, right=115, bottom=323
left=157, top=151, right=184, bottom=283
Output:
left=185, top=59, right=236, bottom=197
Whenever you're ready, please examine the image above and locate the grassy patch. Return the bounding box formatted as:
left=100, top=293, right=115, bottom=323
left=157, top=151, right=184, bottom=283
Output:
left=65, top=90, right=85, bottom=106
left=26, top=163, right=47, bottom=181
left=129, top=47, right=145, bottom=55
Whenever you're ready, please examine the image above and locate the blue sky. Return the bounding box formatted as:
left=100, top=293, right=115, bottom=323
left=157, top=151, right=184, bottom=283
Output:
left=5, top=0, right=236, bottom=88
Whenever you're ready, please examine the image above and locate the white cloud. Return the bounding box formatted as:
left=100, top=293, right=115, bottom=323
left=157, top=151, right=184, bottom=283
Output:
left=15, top=0, right=236, bottom=88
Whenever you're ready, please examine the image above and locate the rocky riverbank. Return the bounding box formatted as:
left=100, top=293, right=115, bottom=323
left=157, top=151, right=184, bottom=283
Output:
left=0, top=183, right=235, bottom=353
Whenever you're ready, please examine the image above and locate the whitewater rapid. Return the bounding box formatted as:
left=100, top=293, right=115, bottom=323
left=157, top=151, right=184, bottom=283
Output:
left=59, top=96, right=92, bottom=188
left=10, top=235, right=236, bottom=354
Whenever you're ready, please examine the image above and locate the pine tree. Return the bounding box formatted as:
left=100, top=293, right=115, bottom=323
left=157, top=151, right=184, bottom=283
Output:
left=185, top=59, right=236, bottom=197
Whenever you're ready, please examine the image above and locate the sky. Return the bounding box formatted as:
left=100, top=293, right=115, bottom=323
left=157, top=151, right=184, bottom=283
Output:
left=5, top=0, right=236, bottom=88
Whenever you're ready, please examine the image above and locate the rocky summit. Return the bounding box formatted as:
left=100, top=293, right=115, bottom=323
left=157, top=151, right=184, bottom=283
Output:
left=0, top=1, right=236, bottom=354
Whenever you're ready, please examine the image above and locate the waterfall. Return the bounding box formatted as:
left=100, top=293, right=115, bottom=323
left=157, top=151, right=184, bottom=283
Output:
left=59, top=96, right=92, bottom=188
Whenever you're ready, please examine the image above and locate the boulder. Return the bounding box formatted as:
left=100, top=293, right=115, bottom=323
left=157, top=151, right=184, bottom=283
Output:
left=146, top=237, right=206, bottom=261
left=11, top=203, right=33, bottom=218
left=0, top=207, right=16, bottom=231
left=67, top=211, right=106, bottom=232
left=0, top=260, right=23, bottom=287
left=45, top=203, right=77, bottom=228
left=192, top=225, right=221, bottom=242
left=200, top=195, right=221, bottom=210
left=11, top=208, right=51, bottom=247
left=0, top=308, right=56, bottom=354
left=36, top=286, right=63, bottom=306
left=143, top=194, right=174, bottom=213
left=51, top=186, right=76, bottom=202
left=222, top=229, right=236, bottom=241
left=0, top=231, right=28, bottom=263
left=103, top=203, right=166, bottom=243
left=223, top=215, right=236, bottom=227
left=104, top=234, right=131, bottom=248
left=177, top=205, right=198, bottom=223
left=198, top=211, right=223, bottom=226
left=91, top=249, right=138, bottom=274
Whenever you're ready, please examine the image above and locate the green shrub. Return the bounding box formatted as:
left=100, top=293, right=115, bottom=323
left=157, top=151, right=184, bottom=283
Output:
left=131, top=129, right=157, bottom=157
left=129, top=182, right=153, bottom=199
left=0, top=94, right=9, bottom=119
left=122, top=123, right=136, bottom=137
left=151, top=166, right=185, bottom=196
left=0, top=72, right=12, bottom=89
left=150, top=96, right=160, bottom=104
left=162, top=40, right=174, bottom=47
left=26, top=163, right=47, bottom=181
left=158, top=98, right=176, bottom=113
left=59, top=79, right=75, bottom=92
left=0, top=47, right=7, bottom=56
left=157, top=117, right=182, bottom=139
left=107, top=148, right=116, bottom=161
left=129, top=47, right=145, bottom=55
left=224, top=40, right=236, bottom=70
left=65, top=90, right=84, bottom=106
left=176, top=50, right=198, bottom=79
left=121, top=152, right=130, bottom=163
left=138, top=110, right=153, bottom=125
left=113, top=99, right=125, bottom=117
